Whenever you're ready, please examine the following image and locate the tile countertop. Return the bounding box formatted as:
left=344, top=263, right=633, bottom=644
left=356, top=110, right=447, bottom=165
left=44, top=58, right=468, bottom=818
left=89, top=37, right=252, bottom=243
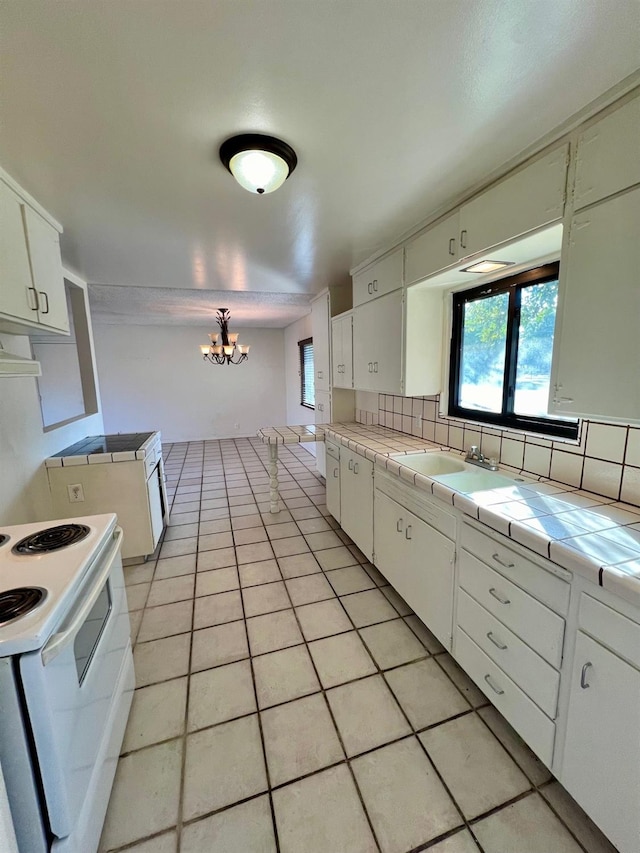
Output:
left=258, top=423, right=640, bottom=607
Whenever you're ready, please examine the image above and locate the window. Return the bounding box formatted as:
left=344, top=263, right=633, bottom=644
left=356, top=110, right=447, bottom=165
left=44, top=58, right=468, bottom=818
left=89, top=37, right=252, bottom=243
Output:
left=299, top=337, right=315, bottom=409
left=449, top=262, right=578, bottom=439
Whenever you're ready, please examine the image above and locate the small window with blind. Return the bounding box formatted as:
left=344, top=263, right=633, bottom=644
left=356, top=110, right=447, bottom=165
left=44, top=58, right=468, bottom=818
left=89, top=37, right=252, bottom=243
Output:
left=299, top=338, right=315, bottom=409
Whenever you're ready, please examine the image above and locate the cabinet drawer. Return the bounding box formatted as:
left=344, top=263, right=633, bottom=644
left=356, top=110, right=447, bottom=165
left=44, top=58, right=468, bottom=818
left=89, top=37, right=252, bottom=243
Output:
left=579, top=594, right=640, bottom=669
left=455, top=628, right=555, bottom=767
left=457, top=589, right=560, bottom=718
left=375, top=469, right=457, bottom=541
left=461, top=521, right=570, bottom=614
left=459, top=550, right=565, bottom=668
left=352, top=249, right=403, bottom=307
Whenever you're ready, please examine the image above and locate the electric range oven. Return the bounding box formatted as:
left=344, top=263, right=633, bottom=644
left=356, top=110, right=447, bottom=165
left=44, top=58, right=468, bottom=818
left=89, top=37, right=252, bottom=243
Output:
left=0, top=514, right=134, bottom=853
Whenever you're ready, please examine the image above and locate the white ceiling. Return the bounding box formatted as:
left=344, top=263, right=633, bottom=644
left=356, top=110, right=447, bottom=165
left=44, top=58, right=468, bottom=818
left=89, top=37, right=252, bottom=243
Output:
left=1, top=1, right=639, bottom=327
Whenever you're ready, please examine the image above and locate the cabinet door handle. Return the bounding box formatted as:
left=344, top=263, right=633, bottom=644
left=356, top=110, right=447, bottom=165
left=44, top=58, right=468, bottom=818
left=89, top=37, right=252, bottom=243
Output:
left=373, top=362, right=378, bottom=373
left=396, top=518, right=403, bottom=533
left=348, top=459, right=353, bottom=470
left=460, top=229, right=467, bottom=249
left=492, top=553, right=515, bottom=569
left=27, top=287, right=39, bottom=311
left=317, top=370, right=323, bottom=379
left=487, top=631, right=507, bottom=650
left=405, top=524, right=412, bottom=540
left=484, top=673, right=505, bottom=695
left=39, top=291, right=50, bottom=314
left=448, top=237, right=456, bottom=256
left=353, top=462, right=359, bottom=474
left=368, top=362, right=373, bottom=373
left=333, top=468, right=339, bottom=478
left=372, top=279, right=378, bottom=292
left=580, top=661, right=592, bottom=689
left=368, top=282, right=373, bottom=294
left=489, top=587, right=511, bottom=605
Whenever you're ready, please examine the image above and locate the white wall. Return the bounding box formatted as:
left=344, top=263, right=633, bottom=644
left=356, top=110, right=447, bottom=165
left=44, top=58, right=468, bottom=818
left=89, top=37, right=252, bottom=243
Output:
left=284, top=312, right=313, bottom=425
left=93, top=324, right=287, bottom=442
left=0, top=276, right=104, bottom=525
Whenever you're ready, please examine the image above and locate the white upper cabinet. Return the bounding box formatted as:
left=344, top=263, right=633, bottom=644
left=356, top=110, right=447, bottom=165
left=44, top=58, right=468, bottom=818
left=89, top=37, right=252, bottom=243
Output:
left=311, top=292, right=330, bottom=393
left=405, top=211, right=460, bottom=285
left=331, top=312, right=353, bottom=389
left=573, top=94, right=640, bottom=211
left=458, top=145, right=569, bottom=258
left=0, top=176, right=69, bottom=336
left=549, top=185, right=640, bottom=421
left=352, top=248, right=403, bottom=307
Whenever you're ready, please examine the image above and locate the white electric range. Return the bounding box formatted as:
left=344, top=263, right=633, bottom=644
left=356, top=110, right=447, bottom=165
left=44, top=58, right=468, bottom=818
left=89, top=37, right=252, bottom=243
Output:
left=0, top=514, right=134, bottom=853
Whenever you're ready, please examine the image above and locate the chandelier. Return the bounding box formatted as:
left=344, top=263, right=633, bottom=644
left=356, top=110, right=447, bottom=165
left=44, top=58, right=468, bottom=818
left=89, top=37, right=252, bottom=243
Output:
left=200, top=309, right=250, bottom=365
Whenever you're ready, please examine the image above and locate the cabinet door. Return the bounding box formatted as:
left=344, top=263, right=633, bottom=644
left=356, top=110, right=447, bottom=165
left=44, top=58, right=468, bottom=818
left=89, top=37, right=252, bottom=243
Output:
left=459, top=145, right=568, bottom=257
left=352, top=299, right=376, bottom=391
left=405, top=211, right=459, bottom=285
left=326, top=453, right=340, bottom=523
left=23, top=207, right=69, bottom=334
left=341, top=315, right=353, bottom=389
left=0, top=181, right=37, bottom=325
left=561, top=631, right=640, bottom=853
left=315, top=390, right=331, bottom=478
left=549, top=187, right=640, bottom=421
left=339, top=452, right=373, bottom=560
left=311, top=293, right=330, bottom=392
left=353, top=290, right=403, bottom=394
left=373, top=489, right=409, bottom=589
left=331, top=317, right=343, bottom=387
left=574, top=96, right=640, bottom=211
left=352, top=248, right=403, bottom=307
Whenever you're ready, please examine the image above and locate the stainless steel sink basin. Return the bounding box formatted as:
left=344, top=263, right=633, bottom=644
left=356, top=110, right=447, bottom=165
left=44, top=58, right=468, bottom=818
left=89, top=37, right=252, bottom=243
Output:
left=390, top=451, right=469, bottom=476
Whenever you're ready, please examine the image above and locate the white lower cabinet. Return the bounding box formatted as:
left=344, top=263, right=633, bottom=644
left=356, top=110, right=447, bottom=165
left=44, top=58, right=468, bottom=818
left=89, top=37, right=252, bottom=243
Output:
left=339, top=450, right=373, bottom=561
left=325, top=441, right=340, bottom=523
left=373, top=481, right=455, bottom=649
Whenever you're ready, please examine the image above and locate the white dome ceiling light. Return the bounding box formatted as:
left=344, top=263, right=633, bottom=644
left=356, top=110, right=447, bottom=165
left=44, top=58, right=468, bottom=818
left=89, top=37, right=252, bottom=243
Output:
left=219, top=134, right=298, bottom=195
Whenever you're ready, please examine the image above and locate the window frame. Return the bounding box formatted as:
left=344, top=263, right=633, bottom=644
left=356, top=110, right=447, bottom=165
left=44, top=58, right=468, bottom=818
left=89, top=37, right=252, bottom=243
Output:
left=298, top=337, right=315, bottom=410
left=448, top=262, right=578, bottom=439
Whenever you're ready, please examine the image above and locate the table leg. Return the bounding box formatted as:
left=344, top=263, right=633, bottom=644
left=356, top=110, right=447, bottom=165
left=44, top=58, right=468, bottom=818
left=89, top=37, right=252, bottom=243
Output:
left=269, top=443, right=280, bottom=514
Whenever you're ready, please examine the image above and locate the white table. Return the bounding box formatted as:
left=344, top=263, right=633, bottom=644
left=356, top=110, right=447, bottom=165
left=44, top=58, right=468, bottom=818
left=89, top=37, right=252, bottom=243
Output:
left=257, top=425, right=327, bottom=513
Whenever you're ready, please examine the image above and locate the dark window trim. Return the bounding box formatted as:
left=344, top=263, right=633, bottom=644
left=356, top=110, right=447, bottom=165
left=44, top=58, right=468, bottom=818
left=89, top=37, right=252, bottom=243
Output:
left=448, top=262, right=579, bottom=440
left=299, top=337, right=315, bottom=410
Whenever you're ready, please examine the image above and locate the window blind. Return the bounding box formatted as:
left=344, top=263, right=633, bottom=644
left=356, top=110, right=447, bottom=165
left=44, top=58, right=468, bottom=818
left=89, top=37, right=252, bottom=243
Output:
left=299, top=338, right=315, bottom=409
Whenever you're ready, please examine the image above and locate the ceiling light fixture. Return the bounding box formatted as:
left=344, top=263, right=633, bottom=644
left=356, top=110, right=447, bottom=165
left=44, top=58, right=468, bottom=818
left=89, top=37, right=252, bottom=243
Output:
left=219, top=133, right=297, bottom=194
left=461, top=260, right=516, bottom=274
left=200, top=309, right=250, bottom=365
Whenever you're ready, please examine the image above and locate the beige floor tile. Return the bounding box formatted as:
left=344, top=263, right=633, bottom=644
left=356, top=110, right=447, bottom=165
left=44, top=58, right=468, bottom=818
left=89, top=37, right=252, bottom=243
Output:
left=295, top=599, right=352, bottom=641
left=253, top=644, right=320, bottom=708
left=539, top=782, right=619, bottom=853
left=479, top=706, right=552, bottom=786
left=285, top=574, right=335, bottom=606
left=473, top=793, right=584, bottom=853
left=297, top=517, right=333, bottom=534
left=118, top=830, right=178, bottom=853
left=129, top=609, right=143, bottom=645
left=266, top=521, right=300, bottom=539
left=198, top=531, right=234, bottom=551
left=261, top=693, right=344, bottom=785
left=362, top=562, right=387, bottom=586
left=190, top=621, right=249, bottom=672
left=359, top=618, right=428, bottom=669
left=183, top=715, right=268, bottom=820
left=195, top=566, right=239, bottom=597
left=137, top=600, right=192, bottom=643
left=181, top=795, right=276, bottom=853
left=325, top=565, right=376, bottom=595
left=188, top=659, right=256, bottom=730
left=201, top=507, right=230, bottom=522
left=273, top=764, right=377, bottom=853
left=100, top=739, right=182, bottom=850
left=233, top=525, right=268, bottom=545
left=197, top=547, right=236, bottom=571
left=246, top=610, right=303, bottom=655
left=239, top=558, right=282, bottom=587
left=386, top=658, right=470, bottom=729
left=126, top=582, right=150, bottom=611
left=133, top=633, right=191, bottom=687
left=340, top=589, right=398, bottom=627
left=199, top=518, right=231, bottom=535
left=272, top=536, right=311, bottom=558
left=147, top=574, right=195, bottom=607
left=305, top=530, right=344, bottom=551
left=278, top=552, right=321, bottom=578
left=164, top=521, right=199, bottom=540
left=168, top=510, right=199, bottom=525
left=352, top=738, right=462, bottom=853
left=242, top=580, right=291, bottom=617
left=122, top=678, right=187, bottom=753
left=124, top=563, right=155, bottom=586
left=159, top=537, right=197, bottom=559
left=154, top=553, right=197, bottom=580
left=436, top=654, right=488, bottom=708
left=289, top=506, right=321, bottom=521
left=427, top=829, right=481, bottom=853
left=308, top=631, right=377, bottom=688
left=327, top=675, right=410, bottom=756
left=236, top=541, right=275, bottom=563
left=193, top=589, right=243, bottom=629
left=231, top=514, right=264, bottom=530
left=404, top=614, right=446, bottom=653
left=419, top=714, right=530, bottom=819
left=315, top=546, right=359, bottom=571
left=381, top=586, right=413, bottom=616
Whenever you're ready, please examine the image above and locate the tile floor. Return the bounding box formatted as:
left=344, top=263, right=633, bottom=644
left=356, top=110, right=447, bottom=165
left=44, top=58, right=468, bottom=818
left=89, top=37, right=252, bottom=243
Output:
left=100, top=437, right=619, bottom=853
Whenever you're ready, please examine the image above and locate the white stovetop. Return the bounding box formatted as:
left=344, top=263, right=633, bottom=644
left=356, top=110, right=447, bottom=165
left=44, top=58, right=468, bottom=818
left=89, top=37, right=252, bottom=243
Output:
left=0, top=514, right=117, bottom=656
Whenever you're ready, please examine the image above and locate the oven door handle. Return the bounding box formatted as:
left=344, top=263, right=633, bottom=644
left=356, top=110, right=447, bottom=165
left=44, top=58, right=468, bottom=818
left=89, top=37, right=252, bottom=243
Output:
left=41, top=528, right=124, bottom=666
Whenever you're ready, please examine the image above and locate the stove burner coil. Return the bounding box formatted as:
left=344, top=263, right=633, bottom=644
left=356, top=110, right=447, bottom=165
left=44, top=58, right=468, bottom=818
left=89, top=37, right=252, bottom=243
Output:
left=13, top=524, right=91, bottom=555
left=0, top=534, right=8, bottom=547
left=0, top=587, right=46, bottom=624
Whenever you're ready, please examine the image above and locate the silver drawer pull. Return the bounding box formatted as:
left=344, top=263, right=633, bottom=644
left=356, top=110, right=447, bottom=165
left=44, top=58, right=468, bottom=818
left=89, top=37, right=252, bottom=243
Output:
left=487, top=631, right=507, bottom=650
left=489, top=587, right=511, bottom=605
left=333, top=468, right=339, bottom=478
left=492, top=552, right=515, bottom=569
left=396, top=518, right=403, bottom=533
left=580, top=661, right=592, bottom=689
left=353, top=462, right=359, bottom=474
left=484, top=673, right=504, bottom=695
left=405, top=524, right=412, bottom=540
left=348, top=459, right=353, bottom=470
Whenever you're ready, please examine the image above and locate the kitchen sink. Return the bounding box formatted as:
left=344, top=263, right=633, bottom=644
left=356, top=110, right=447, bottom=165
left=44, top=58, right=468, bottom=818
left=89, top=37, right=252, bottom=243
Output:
left=390, top=451, right=469, bottom=476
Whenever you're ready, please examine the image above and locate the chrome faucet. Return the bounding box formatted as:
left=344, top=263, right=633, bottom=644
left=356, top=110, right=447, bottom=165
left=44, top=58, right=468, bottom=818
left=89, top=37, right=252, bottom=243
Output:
left=465, top=445, right=499, bottom=471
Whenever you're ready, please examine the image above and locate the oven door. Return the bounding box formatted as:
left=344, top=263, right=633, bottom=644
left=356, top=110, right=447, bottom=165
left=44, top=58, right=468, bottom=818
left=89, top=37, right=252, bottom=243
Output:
left=19, top=527, right=132, bottom=843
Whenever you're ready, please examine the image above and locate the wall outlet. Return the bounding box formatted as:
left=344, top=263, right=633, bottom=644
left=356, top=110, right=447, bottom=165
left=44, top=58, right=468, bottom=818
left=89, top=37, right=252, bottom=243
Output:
left=67, top=483, right=85, bottom=503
